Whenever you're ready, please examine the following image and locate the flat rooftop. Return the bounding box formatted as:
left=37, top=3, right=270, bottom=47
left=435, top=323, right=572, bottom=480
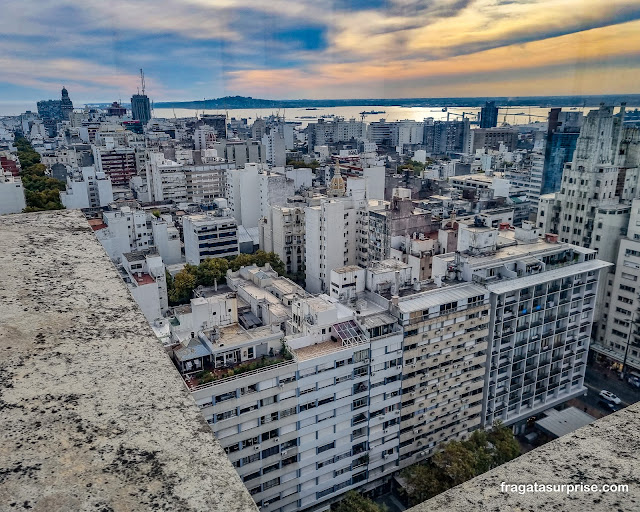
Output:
left=0, top=210, right=257, bottom=512
left=535, top=407, right=596, bottom=438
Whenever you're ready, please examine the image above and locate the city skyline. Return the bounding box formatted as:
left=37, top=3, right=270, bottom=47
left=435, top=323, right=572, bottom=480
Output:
left=2, top=0, right=640, bottom=104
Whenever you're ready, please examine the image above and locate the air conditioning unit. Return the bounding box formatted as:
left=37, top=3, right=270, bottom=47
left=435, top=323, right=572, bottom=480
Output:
left=383, top=429, right=388, bottom=434
left=410, top=392, right=415, bottom=397
left=411, top=364, right=417, bottom=369
left=418, top=415, right=424, bottom=421
left=273, top=438, right=280, bottom=443
left=279, top=383, right=285, bottom=388
left=419, top=451, right=427, bottom=457
left=397, top=365, right=402, bottom=370
left=254, top=446, right=261, bottom=451
left=383, top=453, right=390, bottom=459
left=364, top=359, right=370, bottom=364
left=281, top=450, right=288, bottom=456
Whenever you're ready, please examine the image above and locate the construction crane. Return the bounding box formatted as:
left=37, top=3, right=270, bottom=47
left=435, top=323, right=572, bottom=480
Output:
left=501, top=106, right=547, bottom=125
left=446, top=110, right=476, bottom=122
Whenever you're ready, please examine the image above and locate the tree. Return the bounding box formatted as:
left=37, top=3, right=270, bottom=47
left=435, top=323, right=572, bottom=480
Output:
left=195, top=257, right=229, bottom=286
left=464, top=429, right=493, bottom=475
left=229, top=253, right=256, bottom=271
left=169, top=269, right=197, bottom=304
left=431, top=440, right=476, bottom=486
left=333, top=491, right=384, bottom=512
left=15, top=136, right=65, bottom=211
left=487, top=422, right=520, bottom=466
left=402, top=464, right=445, bottom=506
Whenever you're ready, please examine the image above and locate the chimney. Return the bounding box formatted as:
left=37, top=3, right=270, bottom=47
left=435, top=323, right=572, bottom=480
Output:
left=391, top=295, right=399, bottom=306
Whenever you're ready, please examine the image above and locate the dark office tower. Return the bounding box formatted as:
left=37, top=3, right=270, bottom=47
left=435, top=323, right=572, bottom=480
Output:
left=479, top=101, right=498, bottom=128
left=201, top=114, right=227, bottom=139
left=60, top=87, right=74, bottom=120
left=37, top=99, right=62, bottom=120
left=541, top=108, right=583, bottom=195
left=131, top=94, right=151, bottom=125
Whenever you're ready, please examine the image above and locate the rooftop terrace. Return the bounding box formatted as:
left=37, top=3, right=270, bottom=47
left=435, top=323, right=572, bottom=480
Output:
left=0, top=210, right=257, bottom=512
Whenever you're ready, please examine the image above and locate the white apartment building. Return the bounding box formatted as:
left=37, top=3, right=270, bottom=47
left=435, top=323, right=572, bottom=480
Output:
left=262, top=131, right=287, bottom=167
left=536, top=105, right=640, bottom=263
left=150, top=214, right=182, bottom=265
left=259, top=172, right=296, bottom=224
left=60, top=166, right=114, bottom=209
left=226, top=164, right=295, bottom=229
left=0, top=171, right=26, bottom=215
left=260, top=205, right=306, bottom=276
left=505, top=148, right=545, bottom=206
left=145, top=152, right=188, bottom=202
left=308, top=118, right=366, bottom=147
left=226, top=164, right=263, bottom=228
left=305, top=180, right=369, bottom=294
left=592, top=198, right=640, bottom=372
left=213, top=140, right=266, bottom=166
left=145, top=151, right=231, bottom=204
left=186, top=293, right=403, bottom=512
left=95, top=206, right=153, bottom=262
left=121, top=251, right=168, bottom=322
left=432, top=221, right=610, bottom=430
left=184, top=213, right=239, bottom=264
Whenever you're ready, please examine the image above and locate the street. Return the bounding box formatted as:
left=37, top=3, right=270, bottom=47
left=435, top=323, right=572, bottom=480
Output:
left=569, top=362, right=640, bottom=418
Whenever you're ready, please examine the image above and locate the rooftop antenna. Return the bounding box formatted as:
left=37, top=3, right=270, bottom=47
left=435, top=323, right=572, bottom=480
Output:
left=139, top=68, right=146, bottom=96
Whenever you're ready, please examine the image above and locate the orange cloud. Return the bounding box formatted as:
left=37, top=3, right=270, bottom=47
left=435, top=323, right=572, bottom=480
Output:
left=226, top=19, right=640, bottom=97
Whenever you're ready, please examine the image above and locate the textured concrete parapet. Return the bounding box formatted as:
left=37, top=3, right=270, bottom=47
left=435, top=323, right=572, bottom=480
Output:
left=409, top=402, right=639, bottom=512
left=0, top=210, right=257, bottom=512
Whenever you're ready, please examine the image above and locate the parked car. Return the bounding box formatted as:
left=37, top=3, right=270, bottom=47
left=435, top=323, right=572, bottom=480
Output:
left=599, top=390, right=621, bottom=404
left=598, top=399, right=620, bottom=412
left=627, top=376, right=640, bottom=389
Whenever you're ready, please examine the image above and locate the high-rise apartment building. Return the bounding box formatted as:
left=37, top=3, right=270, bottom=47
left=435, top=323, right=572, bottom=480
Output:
left=304, top=178, right=370, bottom=294
left=540, top=108, right=583, bottom=195
left=184, top=293, right=404, bottom=512
left=307, top=118, right=366, bottom=147
left=392, top=283, right=490, bottom=466
left=260, top=205, right=306, bottom=275
left=93, top=146, right=138, bottom=187
left=131, top=94, right=152, bottom=125
left=424, top=119, right=470, bottom=155
left=592, top=198, right=640, bottom=373
left=479, top=101, right=498, bottom=129
left=536, top=105, right=640, bottom=263
left=432, top=220, right=610, bottom=429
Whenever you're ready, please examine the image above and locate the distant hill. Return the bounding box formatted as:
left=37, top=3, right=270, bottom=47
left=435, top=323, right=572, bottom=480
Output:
left=153, top=94, right=640, bottom=110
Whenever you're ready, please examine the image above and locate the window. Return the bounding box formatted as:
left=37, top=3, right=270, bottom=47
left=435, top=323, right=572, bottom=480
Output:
left=317, top=442, right=335, bottom=454
left=263, top=477, right=280, bottom=490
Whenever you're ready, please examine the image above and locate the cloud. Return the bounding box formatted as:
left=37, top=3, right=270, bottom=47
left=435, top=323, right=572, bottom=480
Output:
left=226, top=19, right=640, bottom=98
left=0, top=0, right=639, bottom=101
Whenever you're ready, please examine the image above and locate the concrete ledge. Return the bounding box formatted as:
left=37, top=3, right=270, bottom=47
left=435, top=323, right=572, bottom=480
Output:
left=409, top=402, right=640, bottom=512
left=0, top=210, right=257, bottom=512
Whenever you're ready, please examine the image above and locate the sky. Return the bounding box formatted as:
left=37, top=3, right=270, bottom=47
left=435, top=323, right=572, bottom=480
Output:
left=1, top=0, right=640, bottom=103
